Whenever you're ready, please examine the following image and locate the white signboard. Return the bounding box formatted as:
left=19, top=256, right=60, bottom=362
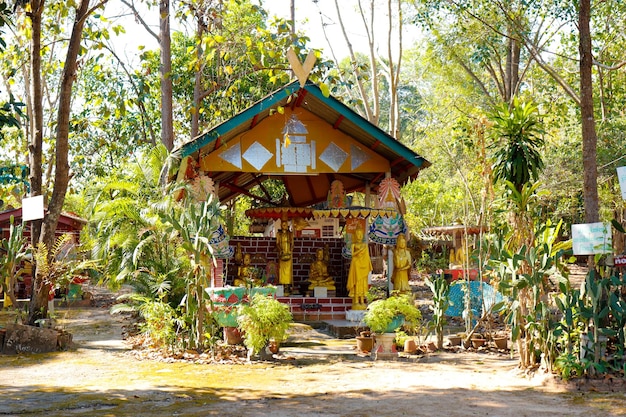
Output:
left=618, top=166, right=626, bottom=200
left=572, top=222, right=612, bottom=255
left=22, top=195, right=44, bottom=221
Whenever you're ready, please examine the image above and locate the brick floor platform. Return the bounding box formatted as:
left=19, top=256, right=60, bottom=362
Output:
left=277, top=296, right=352, bottom=321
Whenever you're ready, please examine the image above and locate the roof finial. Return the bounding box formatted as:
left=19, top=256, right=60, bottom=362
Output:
left=287, top=47, right=316, bottom=87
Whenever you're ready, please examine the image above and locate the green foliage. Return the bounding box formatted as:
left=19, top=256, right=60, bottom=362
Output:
left=554, top=352, right=584, bottom=381
left=489, top=98, right=545, bottom=192
left=236, top=293, right=293, bottom=356
left=159, top=194, right=223, bottom=350
left=366, top=286, right=388, bottom=303
left=576, top=269, right=626, bottom=376
left=494, top=180, right=546, bottom=249
left=84, top=146, right=180, bottom=289
left=32, top=233, right=99, bottom=300
left=0, top=216, right=29, bottom=307
left=364, top=294, right=422, bottom=334
left=85, top=145, right=231, bottom=352
left=0, top=94, right=25, bottom=133
left=113, top=293, right=180, bottom=351
left=70, top=57, right=157, bottom=184
left=139, top=299, right=179, bottom=350
left=425, top=275, right=450, bottom=349
left=553, top=275, right=581, bottom=359
left=487, top=219, right=572, bottom=369
left=414, top=249, right=449, bottom=274
left=139, top=1, right=334, bottom=141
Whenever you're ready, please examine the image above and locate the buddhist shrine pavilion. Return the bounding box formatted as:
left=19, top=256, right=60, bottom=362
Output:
left=174, top=79, right=430, bottom=321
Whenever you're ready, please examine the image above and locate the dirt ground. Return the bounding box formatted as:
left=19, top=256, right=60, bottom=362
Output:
left=1, top=279, right=626, bottom=416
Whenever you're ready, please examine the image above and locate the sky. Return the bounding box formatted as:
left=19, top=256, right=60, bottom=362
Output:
left=107, top=0, right=420, bottom=64
left=263, top=0, right=369, bottom=58
left=263, top=0, right=420, bottom=60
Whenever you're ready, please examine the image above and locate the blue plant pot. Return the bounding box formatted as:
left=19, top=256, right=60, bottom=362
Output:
left=385, top=315, right=404, bottom=333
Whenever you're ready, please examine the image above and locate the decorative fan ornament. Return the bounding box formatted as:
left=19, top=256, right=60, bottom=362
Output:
left=191, top=175, right=215, bottom=202
left=378, top=178, right=401, bottom=210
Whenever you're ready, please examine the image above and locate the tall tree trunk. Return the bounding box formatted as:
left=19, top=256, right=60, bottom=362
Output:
left=579, top=0, right=599, bottom=224
left=386, top=0, right=401, bottom=139
left=190, top=17, right=205, bottom=139
left=28, top=0, right=44, bottom=249
left=29, top=0, right=102, bottom=324
left=160, top=0, right=174, bottom=151
left=504, top=23, right=521, bottom=103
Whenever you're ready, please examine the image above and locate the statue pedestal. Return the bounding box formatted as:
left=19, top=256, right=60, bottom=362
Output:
left=373, top=332, right=398, bottom=360
left=346, top=309, right=366, bottom=323
left=313, top=287, right=327, bottom=298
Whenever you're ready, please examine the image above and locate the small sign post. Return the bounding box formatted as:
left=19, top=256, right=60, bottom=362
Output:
left=22, top=195, right=44, bottom=221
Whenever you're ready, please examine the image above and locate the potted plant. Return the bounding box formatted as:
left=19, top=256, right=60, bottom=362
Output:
left=363, top=294, right=421, bottom=359
left=236, top=293, right=293, bottom=360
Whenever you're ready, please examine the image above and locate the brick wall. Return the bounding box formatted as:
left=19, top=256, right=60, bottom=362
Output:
left=212, top=259, right=224, bottom=287
left=227, top=237, right=347, bottom=296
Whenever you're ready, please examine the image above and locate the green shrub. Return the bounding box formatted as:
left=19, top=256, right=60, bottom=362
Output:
left=364, top=294, right=421, bottom=334
left=139, top=299, right=178, bottom=349
left=236, top=293, right=293, bottom=356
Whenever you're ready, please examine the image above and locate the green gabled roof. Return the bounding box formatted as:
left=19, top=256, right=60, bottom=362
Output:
left=176, top=80, right=430, bottom=207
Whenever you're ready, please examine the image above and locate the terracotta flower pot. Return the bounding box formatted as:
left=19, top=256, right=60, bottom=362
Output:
left=493, top=337, right=507, bottom=350
left=447, top=335, right=462, bottom=346
left=356, top=335, right=375, bottom=353
left=223, top=327, right=243, bottom=345
left=471, top=338, right=486, bottom=349
left=268, top=340, right=280, bottom=354
left=404, top=339, right=418, bottom=354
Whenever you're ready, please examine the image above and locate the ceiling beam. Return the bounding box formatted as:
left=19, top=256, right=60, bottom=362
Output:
left=252, top=174, right=273, bottom=201
left=221, top=182, right=276, bottom=206
left=390, top=157, right=406, bottom=168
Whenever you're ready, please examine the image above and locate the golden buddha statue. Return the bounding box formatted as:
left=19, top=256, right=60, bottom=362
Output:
left=234, top=253, right=260, bottom=287
left=308, top=248, right=336, bottom=291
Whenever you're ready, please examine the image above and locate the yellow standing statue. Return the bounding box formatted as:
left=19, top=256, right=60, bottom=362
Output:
left=276, top=220, right=294, bottom=292
left=392, top=233, right=412, bottom=293
left=347, top=228, right=372, bottom=310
